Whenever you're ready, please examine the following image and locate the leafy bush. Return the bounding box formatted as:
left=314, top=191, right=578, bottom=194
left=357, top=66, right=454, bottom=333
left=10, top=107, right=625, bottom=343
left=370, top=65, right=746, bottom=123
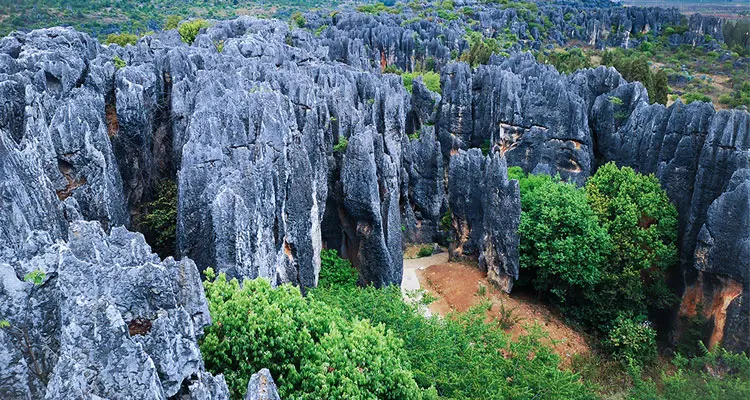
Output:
left=357, top=2, right=400, bottom=15
left=164, top=15, right=181, bottom=30
left=24, top=269, right=46, bottom=286
left=513, top=163, right=677, bottom=332
left=416, top=246, right=433, bottom=258
left=585, top=162, right=678, bottom=325
left=309, top=250, right=595, bottom=399
left=630, top=345, right=750, bottom=400
left=113, top=56, right=126, bottom=70
left=537, top=47, right=592, bottom=74
left=402, top=71, right=441, bottom=94
left=200, top=270, right=426, bottom=400
left=605, top=314, right=657, bottom=366
left=515, top=171, right=612, bottom=309
left=318, top=249, right=358, bottom=288
left=140, top=180, right=177, bottom=258
left=601, top=49, right=669, bottom=105
left=290, top=12, right=306, bottom=28
left=178, top=19, right=210, bottom=45
left=333, top=136, right=348, bottom=153
left=719, top=80, right=750, bottom=109
left=682, top=92, right=711, bottom=104
left=311, top=285, right=596, bottom=399
left=104, top=32, right=138, bottom=47
left=460, top=31, right=501, bottom=67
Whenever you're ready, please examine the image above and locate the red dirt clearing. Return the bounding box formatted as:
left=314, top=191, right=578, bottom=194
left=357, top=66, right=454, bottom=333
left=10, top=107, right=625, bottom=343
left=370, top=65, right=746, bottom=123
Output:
left=417, top=261, right=592, bottom=366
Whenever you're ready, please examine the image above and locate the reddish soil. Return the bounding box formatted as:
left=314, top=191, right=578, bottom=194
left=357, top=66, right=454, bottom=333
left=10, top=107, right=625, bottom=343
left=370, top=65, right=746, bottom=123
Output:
left=417, top=261, right=593, bottom=366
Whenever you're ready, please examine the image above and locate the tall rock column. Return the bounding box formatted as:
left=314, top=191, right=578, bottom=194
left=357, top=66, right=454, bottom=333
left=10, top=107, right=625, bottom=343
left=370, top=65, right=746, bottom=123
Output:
left=448, top=149, right=521, bottom=292
left=341, top=127, right=403, bottom=287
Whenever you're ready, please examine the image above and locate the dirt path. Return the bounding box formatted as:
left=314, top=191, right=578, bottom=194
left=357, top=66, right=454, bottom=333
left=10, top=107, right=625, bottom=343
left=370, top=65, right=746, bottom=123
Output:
left=401, top=252, right=449, bottom=317
left=403, top=256, right=592, bottom=365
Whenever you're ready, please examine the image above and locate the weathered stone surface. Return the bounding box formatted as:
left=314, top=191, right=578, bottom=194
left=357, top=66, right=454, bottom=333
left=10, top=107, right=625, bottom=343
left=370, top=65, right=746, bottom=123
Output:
left=0, top=1, right=747, bottom=387
left=0, top=221, right=228, bottom=399
left=448, top=149, right=520, bottom=291
left=402, top=126, right=446, bottom=244
left=244, top=369, right=281, bottom=400
left=341, top=126, right=403, bottom=287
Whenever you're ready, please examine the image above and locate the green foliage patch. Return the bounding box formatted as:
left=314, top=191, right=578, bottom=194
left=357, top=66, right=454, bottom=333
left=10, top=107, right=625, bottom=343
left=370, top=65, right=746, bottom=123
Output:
left=310, top=252, right=596, bottom=400
left=537, top=47, right=592, bottom=74
left=139, top=180, right=177, bottom=258
left=402, top=71, right=441, bottom=94
left=200, top=269, right=425, bottom=400
left=510, top=163, right=678, bottom=365
left=318, top=249, right=358, bottom=288
left=178, top=19, right=211, bottom=45
left=104, top=33, right=138, bottom=47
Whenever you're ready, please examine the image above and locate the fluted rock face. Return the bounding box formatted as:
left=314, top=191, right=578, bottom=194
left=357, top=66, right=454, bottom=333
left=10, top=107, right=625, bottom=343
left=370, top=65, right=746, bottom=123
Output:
left=402, top=125, right=446, bottom=244
left=341, top=127, right=403, bottom=287
left=0, top=28, right=129, bottom=232
left=0, top=2, right=747, bottom=392
left=245, top=369, right=281, bottom=400
left=0, top=221, right=228, bottom=399
left=437, top=55, right=595, bottom=184
left=448, top=150, right=520, bottom=292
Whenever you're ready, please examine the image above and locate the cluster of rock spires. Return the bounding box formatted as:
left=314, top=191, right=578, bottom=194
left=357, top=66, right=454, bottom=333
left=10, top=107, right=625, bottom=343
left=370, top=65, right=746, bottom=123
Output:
left=0, top=1, right=747, bottom=398
left=304, top=0, right=725, bottom=74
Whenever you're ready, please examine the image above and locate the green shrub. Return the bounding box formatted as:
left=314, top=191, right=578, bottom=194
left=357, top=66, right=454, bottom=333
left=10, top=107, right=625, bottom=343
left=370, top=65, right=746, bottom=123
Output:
left=140, top=180, right=177, bottom=258
left=290, top=12, right=306, bottom=28
left=103, top=32, right=138, bottom=47
left=416, top=246, right=433, bottom=258
left=113, top=56, right=126, bottom=70
left=178, top=19, right=210, bottom=45
left=24, top=269, right=46, bottom=286
left=318, top=249, right=358, bottom=288
left=310, top=284, right=596, bottom=399
left=164, top=15, right=181, bottom=30
left=402, top=71, right=441, bottom=94
left=333, top=136, right=348, bottom=153
left=682, top=92, right=712, bottom=104
left=608, top=96, right=624, bottom=106
left=516, top=172, right=612, bottom=309
left=440, top=208, right=452, bottom=231
left=460, top=31, right=501, bottom=67
left=200, top=270, right=425, bottom=400
left=630, top=345, right=750, bottom=399
left=537, top=47, right=592, bottom=74
left=585, top=163, right=678, bottom=325
left=601, top=49, right=669, bottom=105
left=605, top=314, right=657, bottom=366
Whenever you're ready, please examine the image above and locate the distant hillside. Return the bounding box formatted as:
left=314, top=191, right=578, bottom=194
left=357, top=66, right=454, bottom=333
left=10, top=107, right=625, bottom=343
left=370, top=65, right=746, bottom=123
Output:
left=622, top=0, right=750, bottom=18
left=0, top=0, right=345, bottom=37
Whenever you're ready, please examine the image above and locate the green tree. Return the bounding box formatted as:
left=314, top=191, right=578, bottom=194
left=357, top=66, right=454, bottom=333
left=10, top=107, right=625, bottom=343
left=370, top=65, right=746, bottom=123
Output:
left=164, top=15, right=181, bottom=30
left=537, top=47, right=592, bottom=74
left=585, top=162, right=678, bottom=326
left=515, top=171, right=612, bottom=311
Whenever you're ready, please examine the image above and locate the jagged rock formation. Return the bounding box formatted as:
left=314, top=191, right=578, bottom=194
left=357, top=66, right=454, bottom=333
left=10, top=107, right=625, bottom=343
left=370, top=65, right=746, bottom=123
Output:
left=0, top=221, right=228, bottom=399
left=304, top=0, right=725, bottom=74
left=448, top=150, right=521, bottom=292
left=0, top=2, right=747, bottom=396
left=245, top=369, right=281, bottom=400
